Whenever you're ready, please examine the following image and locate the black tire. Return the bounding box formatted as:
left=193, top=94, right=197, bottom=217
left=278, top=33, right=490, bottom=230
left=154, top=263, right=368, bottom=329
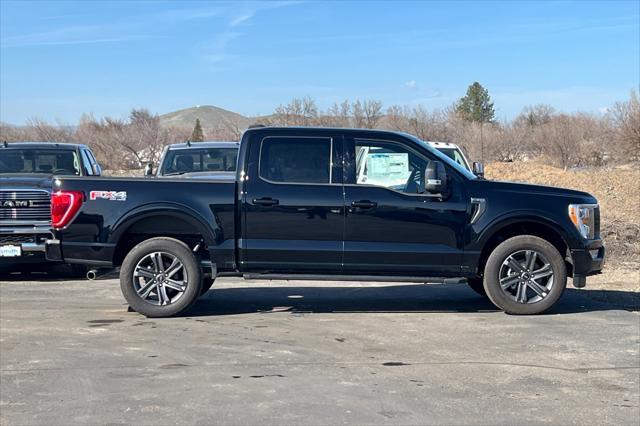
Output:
left=466, top=277, right=487, bottom=297
left=200, top=276, right=215, bottom=295
left=120, top=237, right=202, bottom=318
left=483, top=235, right=567, bottom=315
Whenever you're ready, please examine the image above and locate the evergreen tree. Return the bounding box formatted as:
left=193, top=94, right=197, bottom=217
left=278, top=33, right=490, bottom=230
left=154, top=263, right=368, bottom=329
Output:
left=455, top=82, right=495, bottom=123
left=190, top=118, right=204, bottom=142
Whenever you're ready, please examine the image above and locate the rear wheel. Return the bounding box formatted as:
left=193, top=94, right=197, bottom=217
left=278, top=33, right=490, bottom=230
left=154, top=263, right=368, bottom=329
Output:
left=120, top=237, right=202, bottom=317
left=483, top=235, right=566, bottom=315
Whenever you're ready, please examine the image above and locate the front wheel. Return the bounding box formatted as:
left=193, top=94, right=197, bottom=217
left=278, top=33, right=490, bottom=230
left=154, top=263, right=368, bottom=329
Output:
left=120, top=237, right=202, bottom=318
left=483, top=235, right=567, bottom=315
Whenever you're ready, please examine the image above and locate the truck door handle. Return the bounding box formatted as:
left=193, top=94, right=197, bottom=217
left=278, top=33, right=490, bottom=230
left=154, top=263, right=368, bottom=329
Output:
left=351, top=200, right=377, bottom=209
left=253, top=197, right=279, bottom=206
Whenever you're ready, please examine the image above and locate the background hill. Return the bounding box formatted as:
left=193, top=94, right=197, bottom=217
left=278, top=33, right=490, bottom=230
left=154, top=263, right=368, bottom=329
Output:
left=159, top=105, right=252, bottom=130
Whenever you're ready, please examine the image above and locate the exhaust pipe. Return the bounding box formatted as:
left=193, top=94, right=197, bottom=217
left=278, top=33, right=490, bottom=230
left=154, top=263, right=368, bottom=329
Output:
left=86, top=268, right=116, bottom=280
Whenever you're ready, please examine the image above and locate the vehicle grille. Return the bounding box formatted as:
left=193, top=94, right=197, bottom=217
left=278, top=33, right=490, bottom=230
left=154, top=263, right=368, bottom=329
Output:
left=0, top=190, right=51, bottom=223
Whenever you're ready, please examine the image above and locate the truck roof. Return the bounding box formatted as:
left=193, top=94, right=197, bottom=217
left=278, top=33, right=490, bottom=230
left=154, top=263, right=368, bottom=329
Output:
left=167, top=141, right=239, bottom=150
left=427, top=141, right=461, bottom=148
left=1, top=141, right=88, bottom=150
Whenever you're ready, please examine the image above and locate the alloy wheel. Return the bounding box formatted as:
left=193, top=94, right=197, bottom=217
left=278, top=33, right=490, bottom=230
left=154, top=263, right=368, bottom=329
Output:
left=499, top=249, right=554, bottom=304
left=133, top=252, right=188, bottom=306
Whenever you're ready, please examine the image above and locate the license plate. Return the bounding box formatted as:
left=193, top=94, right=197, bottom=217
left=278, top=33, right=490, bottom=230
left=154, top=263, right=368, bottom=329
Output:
left=0, top=245, right=21, bottom=257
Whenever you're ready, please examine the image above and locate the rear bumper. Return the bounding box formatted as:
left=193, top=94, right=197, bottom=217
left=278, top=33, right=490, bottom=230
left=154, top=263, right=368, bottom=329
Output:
left=44, top=240, right=114, bottom=267
left=569, top=238, right=605, bottom=287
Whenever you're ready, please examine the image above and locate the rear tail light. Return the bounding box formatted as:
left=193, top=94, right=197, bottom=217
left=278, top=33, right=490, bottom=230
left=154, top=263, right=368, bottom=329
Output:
left=51, top=190, right=84, bottom=229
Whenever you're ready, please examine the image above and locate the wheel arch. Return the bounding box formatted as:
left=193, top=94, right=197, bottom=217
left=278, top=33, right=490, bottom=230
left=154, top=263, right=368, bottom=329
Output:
left=475, top=215, right=571, bottom=277
left=110, top=203, right=219, bottom=267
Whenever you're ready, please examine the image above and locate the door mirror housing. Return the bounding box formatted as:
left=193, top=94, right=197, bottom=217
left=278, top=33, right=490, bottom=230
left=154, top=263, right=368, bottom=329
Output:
left=472, top=161, right=484, bottom=178
left=424, top=160, right=448, bottom=194
left=91, top=163, right=102, bottom=176
left=144, top=162, right=154, bottom=177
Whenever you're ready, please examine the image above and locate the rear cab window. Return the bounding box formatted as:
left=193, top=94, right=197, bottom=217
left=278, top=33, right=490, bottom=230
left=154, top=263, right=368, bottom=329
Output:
left=259, top=137, right=333, bottom=184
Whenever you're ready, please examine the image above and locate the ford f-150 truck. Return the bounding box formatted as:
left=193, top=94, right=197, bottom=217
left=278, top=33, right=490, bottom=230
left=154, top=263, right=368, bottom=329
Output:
left=1, top=142, right=101, bottom=272
left=44, top=127, right=604, bottom=317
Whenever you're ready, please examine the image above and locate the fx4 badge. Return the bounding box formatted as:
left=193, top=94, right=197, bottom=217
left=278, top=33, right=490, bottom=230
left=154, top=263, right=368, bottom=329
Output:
left=89, top=191, right=127, bottom=201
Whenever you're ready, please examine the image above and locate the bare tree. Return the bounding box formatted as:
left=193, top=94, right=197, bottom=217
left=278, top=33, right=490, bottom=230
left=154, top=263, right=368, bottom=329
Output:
left=25, top=118, right=74, bottom=142
left=609, top=90, right=640, bottom=161
left=318, top=100, right=351, bottom=127
left=272, top=97, right=318, bottom=126
left=362, top=100, right=383, bottom=128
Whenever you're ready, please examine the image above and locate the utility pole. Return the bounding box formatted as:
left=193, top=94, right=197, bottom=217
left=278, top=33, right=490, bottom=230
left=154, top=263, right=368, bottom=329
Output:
left=480, top=110, right=485, bottom=163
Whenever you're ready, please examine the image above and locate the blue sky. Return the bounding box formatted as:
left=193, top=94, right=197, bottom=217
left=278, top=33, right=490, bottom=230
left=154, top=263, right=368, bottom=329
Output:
left=1, top=0, right=638, bottom=124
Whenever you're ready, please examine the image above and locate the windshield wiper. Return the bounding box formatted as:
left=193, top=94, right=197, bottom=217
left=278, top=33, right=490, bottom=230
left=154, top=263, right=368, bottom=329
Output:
left=163, top=171, right=186, bottom=176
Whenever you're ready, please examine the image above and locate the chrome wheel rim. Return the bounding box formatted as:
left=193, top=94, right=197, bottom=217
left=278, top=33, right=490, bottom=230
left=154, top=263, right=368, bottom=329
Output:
left=133, top=252, right=188, bottom=306
left=499, top=249, right=554, bottom=304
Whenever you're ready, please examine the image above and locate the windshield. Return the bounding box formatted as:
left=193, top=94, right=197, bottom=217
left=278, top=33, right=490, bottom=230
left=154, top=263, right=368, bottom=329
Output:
left=0, top=149, right=81, bottom=175
left=162, top=148, right=238, bottom=175
left=435, top=147, right=471, bottom=171
left=409, top=136, right=477, bottom=179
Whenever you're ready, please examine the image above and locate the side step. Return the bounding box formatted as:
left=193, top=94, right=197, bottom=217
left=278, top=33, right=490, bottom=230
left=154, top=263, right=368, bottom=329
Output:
left=242, top=273, right=466, bottom=284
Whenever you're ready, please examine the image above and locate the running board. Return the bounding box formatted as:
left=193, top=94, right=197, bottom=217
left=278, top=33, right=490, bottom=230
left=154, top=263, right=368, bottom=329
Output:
left=242, top=273, right=466, bottom=284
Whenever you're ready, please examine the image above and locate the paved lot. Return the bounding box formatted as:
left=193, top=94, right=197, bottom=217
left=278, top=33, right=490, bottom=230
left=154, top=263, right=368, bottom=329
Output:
left=1, top=274, right=639, bottom=425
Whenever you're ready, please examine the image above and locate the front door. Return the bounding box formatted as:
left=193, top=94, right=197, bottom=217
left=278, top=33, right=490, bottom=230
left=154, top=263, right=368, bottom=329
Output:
left=343, top=135, right=468, bottom=275
left=242, top=132, right=344, bottom=272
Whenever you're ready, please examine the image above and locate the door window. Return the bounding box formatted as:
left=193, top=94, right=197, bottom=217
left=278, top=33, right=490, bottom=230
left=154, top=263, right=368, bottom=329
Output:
left=355, top=140, right=428, bottom=194
left=259, top=137, right=332, bottom=184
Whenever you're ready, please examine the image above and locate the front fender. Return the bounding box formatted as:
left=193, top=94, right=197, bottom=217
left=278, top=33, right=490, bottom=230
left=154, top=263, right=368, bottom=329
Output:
left=471, top=210, right=578, bottom=252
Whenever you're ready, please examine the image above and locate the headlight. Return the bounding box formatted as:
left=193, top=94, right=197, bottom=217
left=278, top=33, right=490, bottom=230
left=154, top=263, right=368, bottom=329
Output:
left=568, top=204, right=597, bottom=239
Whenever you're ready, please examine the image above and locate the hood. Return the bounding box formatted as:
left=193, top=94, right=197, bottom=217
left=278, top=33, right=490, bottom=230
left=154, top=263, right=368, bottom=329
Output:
left=0, top=174, right=53, bottom=191
left=475, top=179, right=597, bottom=202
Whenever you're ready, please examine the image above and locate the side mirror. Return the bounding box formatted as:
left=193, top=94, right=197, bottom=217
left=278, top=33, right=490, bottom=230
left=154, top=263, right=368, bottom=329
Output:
left=424, top=160, right=448, bottom=193
left=144, top=162, right=154, bottom=177
left=472, top=161, right=484, bottom=178
left=91, top=163, right=102, bottom=176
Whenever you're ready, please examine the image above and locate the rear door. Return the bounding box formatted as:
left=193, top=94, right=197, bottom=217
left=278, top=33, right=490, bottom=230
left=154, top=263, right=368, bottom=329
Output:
left=241, top=130, right=344, bottom=272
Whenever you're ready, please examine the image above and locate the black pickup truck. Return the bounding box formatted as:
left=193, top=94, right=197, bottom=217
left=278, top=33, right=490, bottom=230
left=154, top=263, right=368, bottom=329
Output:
left=1, top=142, right=101, bottom=272
left=44, top=127, right=604, bottom=317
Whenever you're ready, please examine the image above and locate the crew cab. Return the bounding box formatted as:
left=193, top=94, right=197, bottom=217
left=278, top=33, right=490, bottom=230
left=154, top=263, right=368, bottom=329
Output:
left=144, top=141, right=239, bottom=178
left=44, top=127, right=604, bottom=317
left=0, top=142, right=101, bottom=270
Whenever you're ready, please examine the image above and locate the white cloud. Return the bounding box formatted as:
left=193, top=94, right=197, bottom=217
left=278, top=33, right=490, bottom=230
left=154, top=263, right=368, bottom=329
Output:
left=404, top=80, right=417, bottom=89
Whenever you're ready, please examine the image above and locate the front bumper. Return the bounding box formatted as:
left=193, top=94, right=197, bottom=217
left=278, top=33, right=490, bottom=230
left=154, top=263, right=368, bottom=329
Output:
left=569, top=238, right=605, bottom=287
